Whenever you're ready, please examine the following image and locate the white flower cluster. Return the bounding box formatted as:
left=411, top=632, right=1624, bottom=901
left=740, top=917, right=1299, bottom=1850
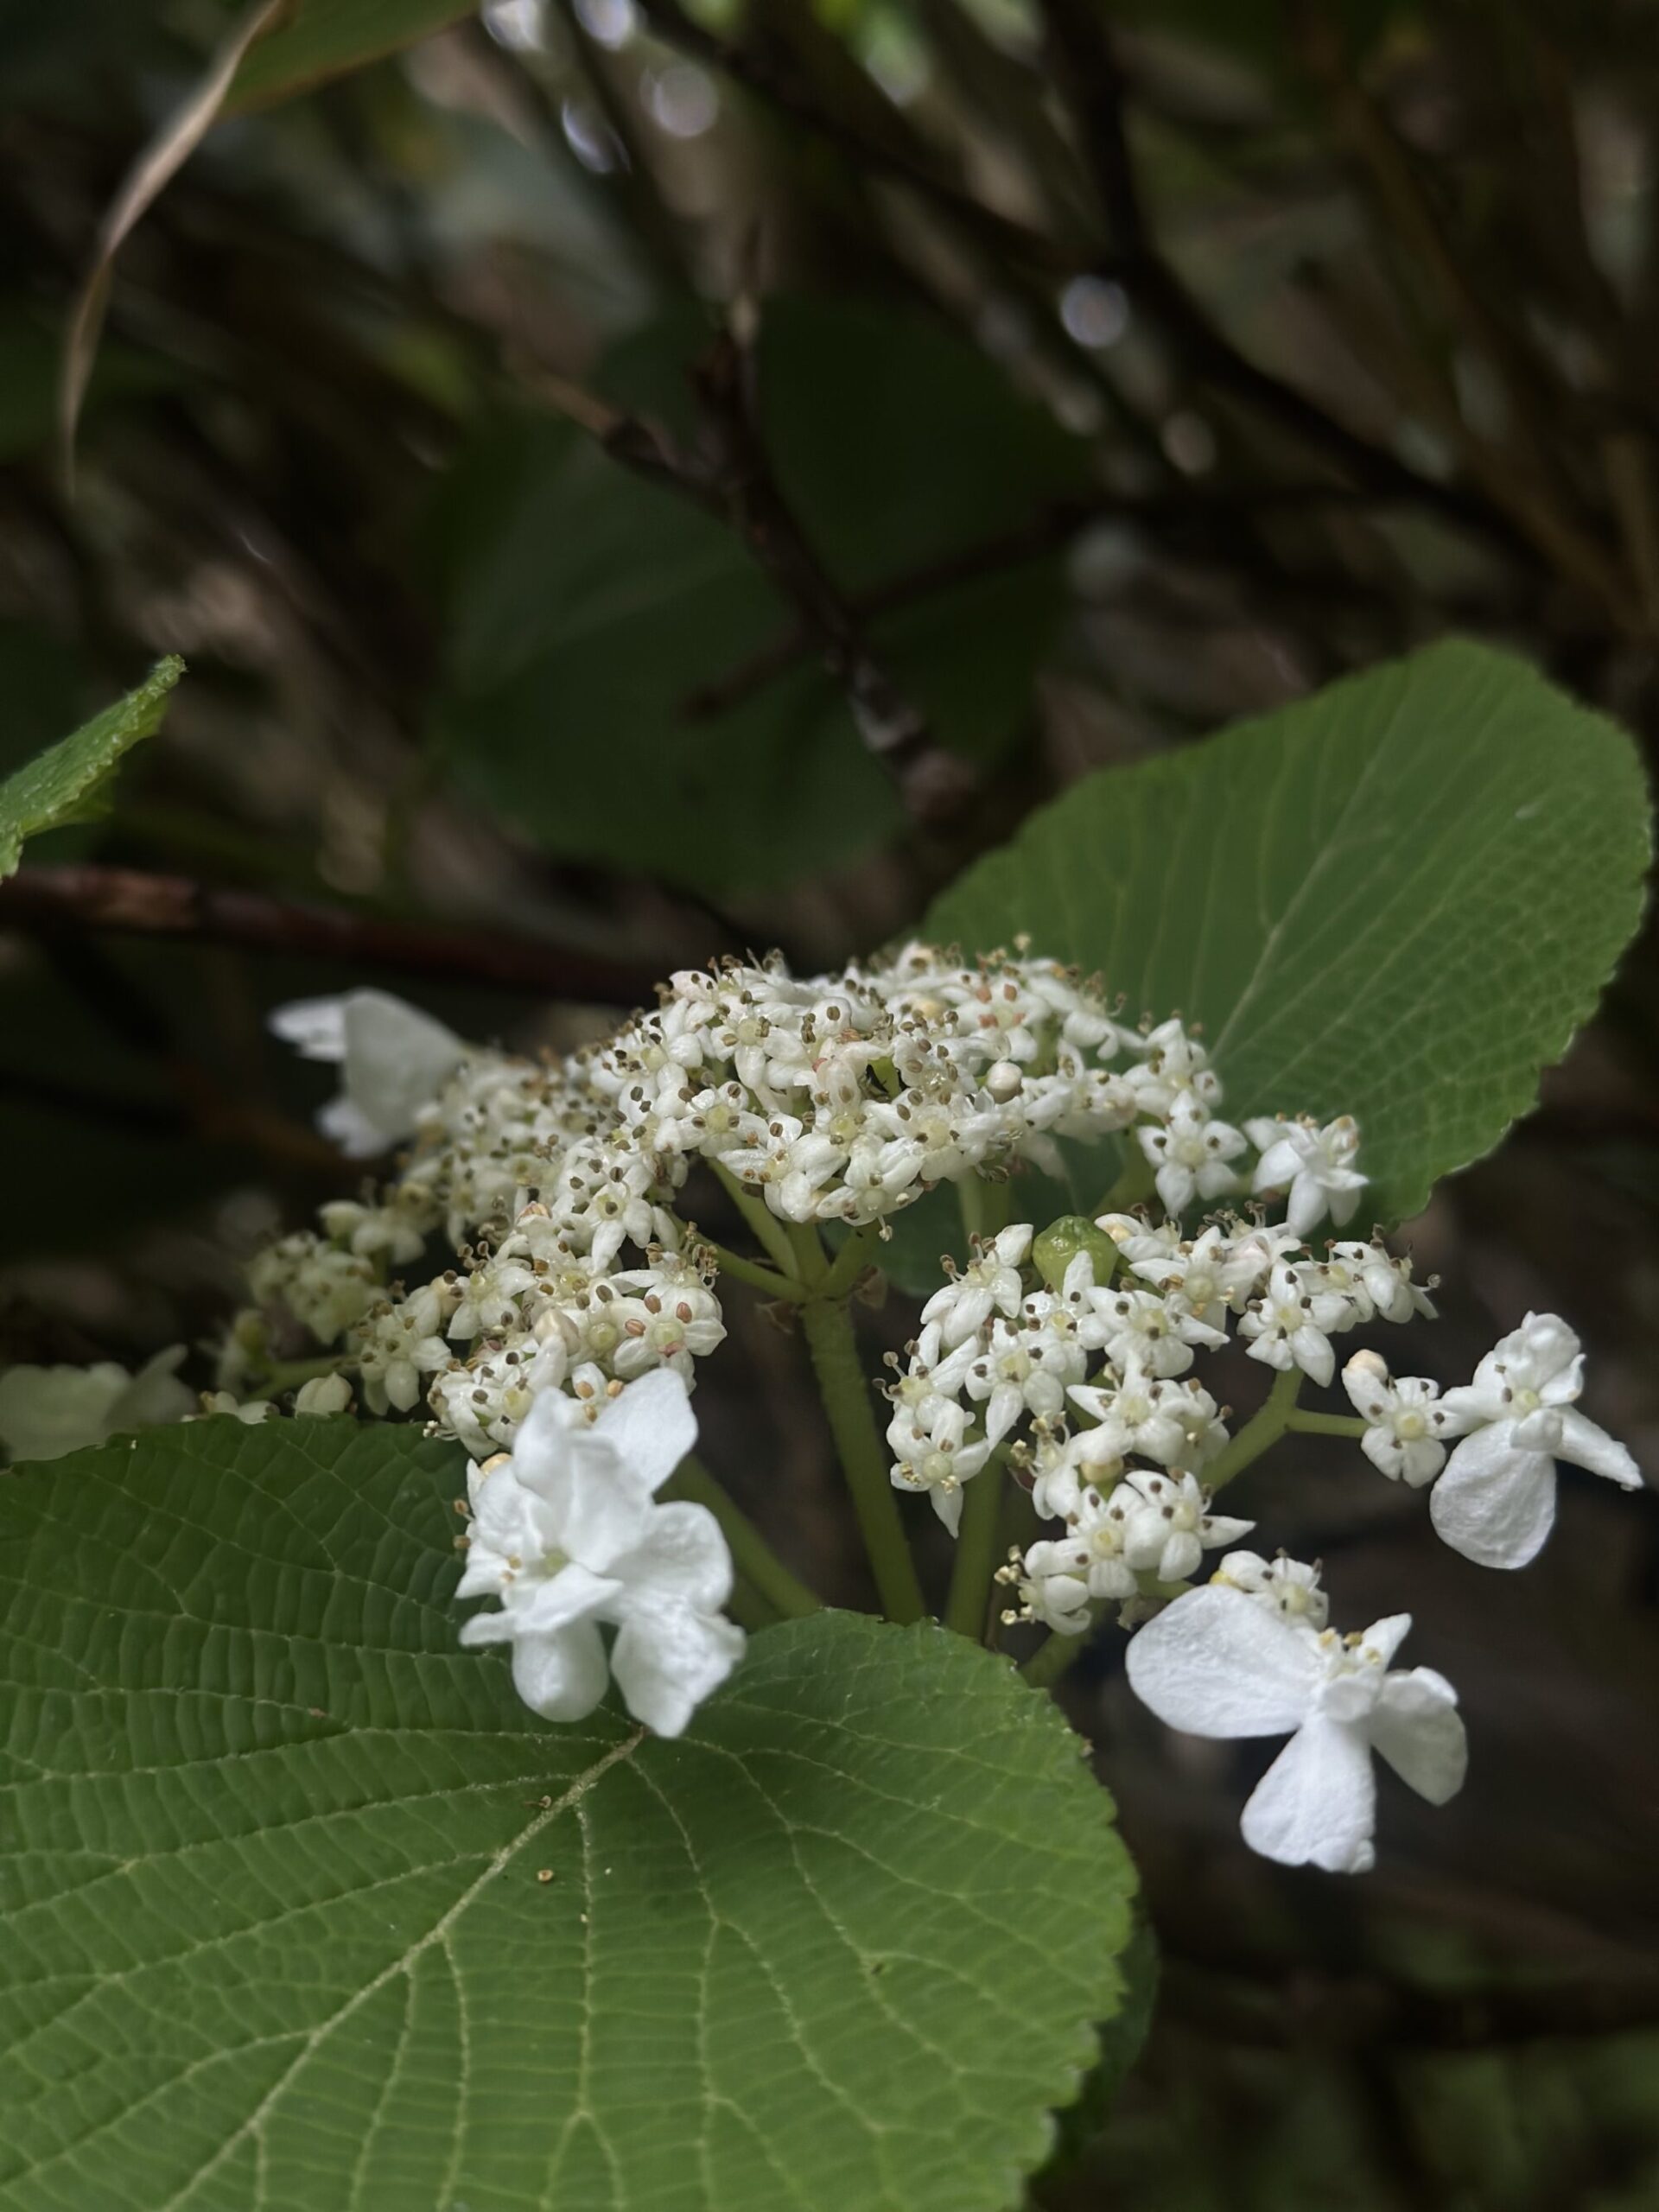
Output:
left=234, top=954, right=1323, bottom=1733
left=162, top=948, right=1656, bottom=1802
left=906, top=1201, right=1643, bottom=1870
left=875, top=1013, right=1645, bottom=1872
left=902, top=1207, right=1430, bottom=1583
left=243, top=956, right=1349, bottom=1456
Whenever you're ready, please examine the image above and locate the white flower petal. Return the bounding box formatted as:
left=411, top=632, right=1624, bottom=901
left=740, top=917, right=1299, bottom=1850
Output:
left=1371, top=1669, right=1467, bottom=1805
left=500, top=1561, right=613, bottom=1635
left=1285, top=1176, right=1325, bottom=1239
left=316, top=1095, right=389, bottom=1160
left=594, top=1366, right=698, bottom=1493
left=1514, top=1311, right=1581, bottom=1385
left=1554, top=1408, right=1643, bottom=1491
left=1430, top=1428, right=1558, bottom=1569
left=610, top=1605, right=745, bottom=1736
left=340, top=990, right=465, bottom=1138
left=1126, top=1586, right=1318, bottom=1738
left=268, top=995, right=348, bottom=1061
left=613, top=1501, right=734, bottom=1613
left=1240, top=1714, right=1376, bottom=1873
left=509, top=1618, right=612, bottom=1723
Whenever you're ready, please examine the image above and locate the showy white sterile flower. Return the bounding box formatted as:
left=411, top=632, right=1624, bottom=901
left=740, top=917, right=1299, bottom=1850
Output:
left=1343, top=1351, right=1453, bottom=1487
left=271, top=989, right=465, bottom=1157
left=1246, top=1114, right=1366, bottom=1237
left=1126, top=1586, right=1467, bottom=1872
left=457, top=1367, right=742, bottom=1736
left=0, top=1345, right=194, bottom=1464
left=1428, top=1313, right=1642, bottom=1568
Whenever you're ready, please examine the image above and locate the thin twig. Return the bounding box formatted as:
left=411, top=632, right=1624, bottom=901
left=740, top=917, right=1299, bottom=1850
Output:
left=683, top=480, right=1389, bottom=718
left=1031, top=0, right=1518, bottom=550
left=1287, top=1, right=1642, bottom=630
left=632, top=0, right=1069, bottom=270
left=525, top=303, right=975, bottom=823
left=692, top=309, right=973, bottom=821
left=0, top=866, right=664, bottom=1005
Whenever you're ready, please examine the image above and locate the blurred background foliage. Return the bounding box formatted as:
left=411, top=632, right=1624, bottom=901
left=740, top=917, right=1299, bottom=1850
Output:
left=3, top=2, right=1658, bottom=2206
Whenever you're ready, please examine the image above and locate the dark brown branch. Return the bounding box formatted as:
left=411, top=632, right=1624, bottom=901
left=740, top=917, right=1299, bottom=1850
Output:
left=0, top=867, right=664, bottom=1006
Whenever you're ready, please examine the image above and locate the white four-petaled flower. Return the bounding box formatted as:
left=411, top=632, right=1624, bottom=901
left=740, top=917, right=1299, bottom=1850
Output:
left=1126, top=1585, right=1466, bottom=1872
left=1428, top=1312, right=1642, bottom=1568
left=457, top=1367, right=742, bottom=1736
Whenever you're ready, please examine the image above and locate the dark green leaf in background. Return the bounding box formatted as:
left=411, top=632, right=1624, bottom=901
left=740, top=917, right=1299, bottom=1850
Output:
left=430, top=296, right=1090, bottom=894
left=0, top=1417, right=1138, bottom=2211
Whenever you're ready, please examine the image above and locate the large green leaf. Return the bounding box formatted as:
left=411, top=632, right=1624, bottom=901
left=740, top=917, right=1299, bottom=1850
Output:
left=431, top=296, right=1088, bottom=894
left=0, top=1418, right=1136, bottom=2211
left=926, top=641, right=1650, bottom=1223
left=0, top=656, right=182, bottom=880
left=226, top=0, right=473, bottom=107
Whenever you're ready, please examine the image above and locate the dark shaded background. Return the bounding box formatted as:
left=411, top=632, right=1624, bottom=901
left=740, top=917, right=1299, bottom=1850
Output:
left=2, top=4, right=1657, bottom=2206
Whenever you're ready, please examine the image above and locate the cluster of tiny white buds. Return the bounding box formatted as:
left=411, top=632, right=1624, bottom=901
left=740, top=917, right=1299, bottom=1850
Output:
left=247, top=954, right=1370, bottom=1455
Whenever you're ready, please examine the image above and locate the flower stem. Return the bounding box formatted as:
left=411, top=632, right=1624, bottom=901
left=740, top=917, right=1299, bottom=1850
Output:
left=1287, top=1410, right=1368, bottom=1438
left=819, top=1222, right=880, bottom=1300
left=957, top=1171, right=1012, bottom=1245
left=1204, top=1366, right=1303, bottom=1492
left=665, top=1454, right=822, bottom=1620
left=694, top=1234, right=804, bottom=1303
left=944, top=1449, right=1006, bottom=1640
left=709, top=1160, right=798, bottom=1278
left=799, top=1294, right=927, bottom=1624
left=782, top=1217, right=830, bottom=1287
left=1094, top=1145, right=1154, bottom=1216
left=1021, top=1624, right=1088, bottom=1688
